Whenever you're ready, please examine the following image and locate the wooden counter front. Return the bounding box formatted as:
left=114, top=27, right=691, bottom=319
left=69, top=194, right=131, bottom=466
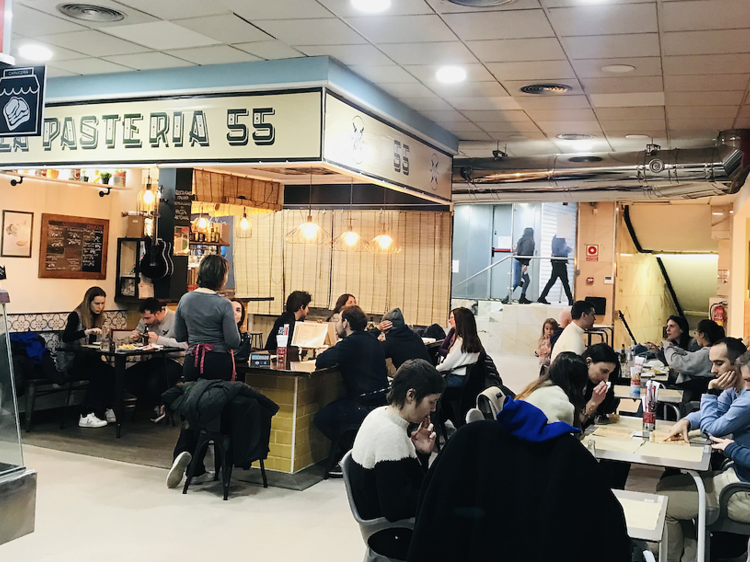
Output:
left=237, top=361, right=344, bottom=474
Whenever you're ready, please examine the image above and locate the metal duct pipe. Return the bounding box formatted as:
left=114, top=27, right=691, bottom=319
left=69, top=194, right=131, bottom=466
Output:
left=452, top=143, right=747, bottom=203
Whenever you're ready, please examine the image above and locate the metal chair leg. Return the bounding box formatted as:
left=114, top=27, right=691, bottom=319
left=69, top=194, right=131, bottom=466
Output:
left=259, top=459, right=268, bottom=488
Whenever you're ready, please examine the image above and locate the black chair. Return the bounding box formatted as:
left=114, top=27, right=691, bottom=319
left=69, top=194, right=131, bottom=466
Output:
left=705, top=462, right=750, bottom=561
left=182, top=429, right=268, bottom=500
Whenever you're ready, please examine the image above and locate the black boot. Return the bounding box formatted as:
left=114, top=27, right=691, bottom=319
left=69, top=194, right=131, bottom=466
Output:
left=519, top=294, right=531, bottom=304
left=537, top=296, right=549, bottom=304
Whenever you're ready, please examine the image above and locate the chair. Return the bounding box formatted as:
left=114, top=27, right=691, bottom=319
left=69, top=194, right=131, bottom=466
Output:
left=465, top=386, right=506, bottom=423
left=705, top=462, right=750, bottom=561
left=182, top=428, right=268, bottom=501
left=435, top=356, right=486, bottom=444
left=340, top=451, right=414, bottom=562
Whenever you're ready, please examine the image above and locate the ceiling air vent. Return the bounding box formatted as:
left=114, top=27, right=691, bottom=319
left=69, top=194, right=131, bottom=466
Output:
left=557, top=133, right=596, bottom=141
left=57, top=3, right=126, bottom=22
left=447, top=0, right=516, bottom=6
left=520, top=83, right=572, bottom=95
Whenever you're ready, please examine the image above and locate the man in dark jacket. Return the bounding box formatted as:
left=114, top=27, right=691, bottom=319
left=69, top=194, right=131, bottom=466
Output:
left=538, top=235, right=574, bottom=305
left=504, top=227, right=535, bottom=305
left=265, top=290, right=311, bottom=352
left=314, top=305, right=389, bottom=476
left=378, top=308, right=431, bottom=370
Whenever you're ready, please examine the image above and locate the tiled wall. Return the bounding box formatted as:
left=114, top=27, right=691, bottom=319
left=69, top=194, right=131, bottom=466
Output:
left=614, top=216, right=677, bottom=349
left=4, top=310, right=129, bottom=350
left=576, top=202, right=616, bottom=326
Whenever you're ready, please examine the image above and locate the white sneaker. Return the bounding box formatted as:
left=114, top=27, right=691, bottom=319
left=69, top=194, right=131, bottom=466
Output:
left=79, top=413, right=107, bottom=429
left=166, top=451, right=192, bottom=489
left=191, top=471, right=216, bottom=485
left=104, top=409, right=116, bottom=424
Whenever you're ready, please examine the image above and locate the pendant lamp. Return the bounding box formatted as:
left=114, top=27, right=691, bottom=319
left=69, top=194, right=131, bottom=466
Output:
left=236, top=206, right=252, bottom=239
left=285, top=169, right=331, bottom=245
left=369, top=193, right=401, bottom=254
left=333, top=179, right=369, bottom=251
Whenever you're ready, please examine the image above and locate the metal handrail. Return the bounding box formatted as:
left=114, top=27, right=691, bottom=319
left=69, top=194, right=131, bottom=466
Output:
left=453, top=254, right=570, bottom=289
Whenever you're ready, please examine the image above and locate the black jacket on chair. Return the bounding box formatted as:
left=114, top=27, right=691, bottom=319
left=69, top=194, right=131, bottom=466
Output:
left=162, top=379, right=279, bottom=466
left=407, top=413, right=631, bottom=562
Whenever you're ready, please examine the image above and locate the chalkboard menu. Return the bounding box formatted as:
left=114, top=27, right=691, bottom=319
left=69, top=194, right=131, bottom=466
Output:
left=174, top=188, right=192, bottom=226
left=38, top=213, right=109, bottom=279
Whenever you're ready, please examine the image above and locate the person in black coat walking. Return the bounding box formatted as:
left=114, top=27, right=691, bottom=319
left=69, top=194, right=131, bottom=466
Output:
left=504, top=227, right=535, bottom=304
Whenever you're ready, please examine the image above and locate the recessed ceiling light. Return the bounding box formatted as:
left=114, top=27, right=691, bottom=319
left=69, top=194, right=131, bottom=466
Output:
left=556, top=133, right=595, bottom=141
left=601, top=64, right=636, bottom=74
left=18, top=44, right=53, bottom=62
left=436, top=66, right=466, bottom=84
left=350, top=0, right=391, bottom=13
left=520, top=83, right=572, bottom=95
left=57, top=3, right=126, bottom=22
left=625, top=134, right=651, bottom=139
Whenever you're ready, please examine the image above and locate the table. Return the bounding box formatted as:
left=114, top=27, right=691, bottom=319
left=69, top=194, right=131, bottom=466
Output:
left=614, top=385, right=683, bottom=420
left=587, top=417, right=712, bottom=562
left=613, top=489, right=669, bottom=560
left=236, top=360, right=343, bottom=474
left=59, top=344, right=183, bottom=438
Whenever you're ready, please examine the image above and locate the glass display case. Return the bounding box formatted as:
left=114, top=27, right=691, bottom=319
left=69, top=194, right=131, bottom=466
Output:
left=0, top=289, right=36, bottom=545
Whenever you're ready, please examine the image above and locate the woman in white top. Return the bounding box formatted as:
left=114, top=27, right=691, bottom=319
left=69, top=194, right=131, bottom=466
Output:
left=437, top=307, right=482, bottom=387
left=515, top=352, right=590, bottom=428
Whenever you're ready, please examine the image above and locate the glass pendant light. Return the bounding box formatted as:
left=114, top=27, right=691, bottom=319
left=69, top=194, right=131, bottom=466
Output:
left=333, top=179, right=369, bottom=252
left=236, top=206, right=252, bottom=239
left=285, top=168, right=331, bottom=245
left=369, top=191, right=401, bottom=254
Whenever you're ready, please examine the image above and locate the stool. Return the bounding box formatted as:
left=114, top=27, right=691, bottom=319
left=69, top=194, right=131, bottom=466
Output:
left=182, top=430, right=268, bottom=500
left=248, top=331, right=264, bottom=351
left=324, top=422, right=361, bottom=480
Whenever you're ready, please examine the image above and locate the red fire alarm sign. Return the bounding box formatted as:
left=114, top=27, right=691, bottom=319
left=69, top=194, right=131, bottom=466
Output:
left=586, top=244, right=599, bottom=262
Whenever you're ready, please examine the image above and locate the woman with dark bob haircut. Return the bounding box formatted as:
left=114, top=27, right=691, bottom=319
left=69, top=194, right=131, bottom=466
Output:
left=349, top=359, right=445, bottom=560
left=167, top=254, right=241, bottom=489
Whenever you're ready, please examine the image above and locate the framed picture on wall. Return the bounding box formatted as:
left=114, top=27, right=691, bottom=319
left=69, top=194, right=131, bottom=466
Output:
left=1, top=210, right=34, bottom=258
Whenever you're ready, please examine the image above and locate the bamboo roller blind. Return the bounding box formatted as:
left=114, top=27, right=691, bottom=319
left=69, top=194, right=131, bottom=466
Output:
left=193, top=169, right=282, bottom=211
left=233, top=209, right=452, bottom=326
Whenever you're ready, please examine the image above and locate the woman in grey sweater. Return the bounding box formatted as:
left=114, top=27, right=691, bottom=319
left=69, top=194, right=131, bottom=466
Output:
left=167, top=254, right=241, bottom=488
left=664, top=319, right=724, bottom=400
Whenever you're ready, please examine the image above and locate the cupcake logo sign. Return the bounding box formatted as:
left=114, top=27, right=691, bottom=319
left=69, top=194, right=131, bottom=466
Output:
left=0, top=66, right=45, bottom=137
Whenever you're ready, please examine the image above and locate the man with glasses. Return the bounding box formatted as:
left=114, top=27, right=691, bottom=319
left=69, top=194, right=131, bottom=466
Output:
left=550, top=300, right=596, bottom=362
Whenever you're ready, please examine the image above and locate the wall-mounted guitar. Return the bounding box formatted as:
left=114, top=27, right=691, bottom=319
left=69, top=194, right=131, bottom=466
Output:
left=139, top=186, right=174, bottom=280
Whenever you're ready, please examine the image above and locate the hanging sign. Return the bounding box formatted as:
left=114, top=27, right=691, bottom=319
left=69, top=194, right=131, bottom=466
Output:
left=0, top=89, right=321, bottom=165
left=0, top=65, right=46, bottom=137
left=323, top=92, right=452, bottom=202
left=586, top=244, right=599, bottom=262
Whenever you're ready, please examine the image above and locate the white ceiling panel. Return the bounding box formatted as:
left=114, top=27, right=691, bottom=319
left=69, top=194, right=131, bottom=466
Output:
left=662, top=0, right=750, bottom=32
left=461, top=110, right=535, bottom=123
left=426, top=81, right=510, bottom=98
left=478, top=122, right=543, bottom=133
left=378, top=42, right=478, bottom=66
left=502, top=78, right=583, bottom=96
left=428, top=0, right=542, bottom=13
left=601, top=120, right=666, bottom=132
left=103, top=52, right=196, bottom=70
left=457, top=132, right=494, bottom=141
left=561, top=34, right=660, bottom=60
left=590, top=92, right=665, bottom=107
left=11, top=5, right=88, bottom=36
left=420, top=110, right=470, bottom=124
left=113, top=0, right=230, bottom=20
left=664, top=74, right=750, bottom=92
left=486, top=60, right=576, bottom=81
left=51, top=58, right=134, bottom=74
left=547, top=4, right=658, bottom=36
left=526, top=108, right=598, bottom=121
left=542, top=0, right=656, bottom=6
left=173, top=15, right=272, bottom=44
left=442, top=10, right=555, bottom=41
left=446, top=122, right=484, bottom=133
left=515, top=95, right=591, bottom=110
left=595, top=107, right=665, bottom=120
left=297, top=45, right=392, bottom=66
left=254, top=19, right=367, bottom=46
left=318, top=0, right=433, bottom=17
left=466, top=38, right=566, bottom=63
left=662, top=54, right=750, bottom=75
left=379, top=82, right=437, bottom=98
left=39, top=30, right=152, bottom=56
left=347, top=65, right=418, bottom=84
left=662, top=30, right=750, bottom=57
left=666, top=91, right=746, bottom=106
left=667, top=106, right=739, bottom=119
left=20, top=0, right=159, bottom=26
left=536, top=121, right=603, bottom=134
left=404, top=63, right=497, bottom=83
left=669, top=118, right=733, bottom=131
left=737, top=106, right=750, bottom=120
left=45, top=66, right=79, bottom=77
left=571, top=57, right=662, bottom=78
left=233, top=41, right=304, bottom=60
left=444, top=97, right=524, bottom=111
left=102, top=22, right=220, bottom=50
left=345, top=15, right=456, bottom=44
left=222, top=0, right=333, bottom=20
left=12, top=40, right=86, bottom=62
left=165, top=46, right=262, bottom=65
left=399, top=97, right=456, bottom=111
left=581, top=76, right=664, bottom=95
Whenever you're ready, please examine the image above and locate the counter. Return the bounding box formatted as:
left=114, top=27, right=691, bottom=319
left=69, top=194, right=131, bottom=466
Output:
left=237, top=361, right=344, bottom=475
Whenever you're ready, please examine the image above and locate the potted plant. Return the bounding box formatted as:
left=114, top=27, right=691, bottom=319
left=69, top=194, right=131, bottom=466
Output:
left=114, top=169, right=127, bottom=186
left=100, top=172, right=112, bottom=185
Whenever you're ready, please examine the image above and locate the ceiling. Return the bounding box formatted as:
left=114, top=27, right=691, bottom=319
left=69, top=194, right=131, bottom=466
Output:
left=10, top=0, right=750, bottom=158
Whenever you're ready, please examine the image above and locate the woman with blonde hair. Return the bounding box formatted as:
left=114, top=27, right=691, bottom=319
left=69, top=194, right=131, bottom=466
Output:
left=59, top=286, right=116, bottom=428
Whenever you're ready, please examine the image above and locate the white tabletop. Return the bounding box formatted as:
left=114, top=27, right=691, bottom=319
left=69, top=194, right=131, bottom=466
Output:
left=613, top=489, right=669, bottom=543
left=614, top=385, right=683, bottom=404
